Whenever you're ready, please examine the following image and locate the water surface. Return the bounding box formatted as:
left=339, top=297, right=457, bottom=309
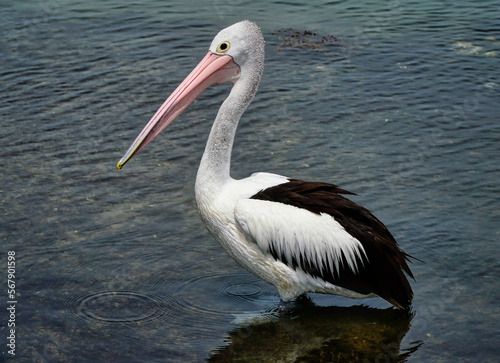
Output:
left=1, top=0, right=499, bottom=361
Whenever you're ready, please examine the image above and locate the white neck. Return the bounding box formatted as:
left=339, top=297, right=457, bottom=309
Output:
left=195, top=78, right=258, bottom=196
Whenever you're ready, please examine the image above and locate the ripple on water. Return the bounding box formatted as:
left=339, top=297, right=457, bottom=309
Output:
left=64, top=291, right=175, bottom=325
left=148, top=271, right=279, bottom=320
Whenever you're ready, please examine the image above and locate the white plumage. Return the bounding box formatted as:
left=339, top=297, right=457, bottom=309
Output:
left=235, top=199, right=367, bottom=282
left=235, top=199, right=370, bottom=300
left=195, top=171, right=371, bottom=301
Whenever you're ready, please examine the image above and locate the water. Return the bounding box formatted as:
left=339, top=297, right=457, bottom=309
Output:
left=1, top=0, right=499, bottom=361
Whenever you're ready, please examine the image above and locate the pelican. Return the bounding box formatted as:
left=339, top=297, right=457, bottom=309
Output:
left=117, top=21, right=415, bottom=309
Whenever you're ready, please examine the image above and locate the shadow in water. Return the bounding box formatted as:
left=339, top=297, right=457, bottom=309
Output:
left=209, top=297, right=422, bottom=362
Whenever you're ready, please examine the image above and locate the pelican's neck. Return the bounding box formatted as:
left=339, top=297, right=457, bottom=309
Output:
left=196, top=78, right=258, bottom=192
left=196, top=23, right=265, bottom=201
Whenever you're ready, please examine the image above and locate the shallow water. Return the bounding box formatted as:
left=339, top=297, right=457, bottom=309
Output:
left=1, top=0, right=499, bottom=361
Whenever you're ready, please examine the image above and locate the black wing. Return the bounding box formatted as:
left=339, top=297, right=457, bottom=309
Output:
left=251, top=179, right=415, bottom=309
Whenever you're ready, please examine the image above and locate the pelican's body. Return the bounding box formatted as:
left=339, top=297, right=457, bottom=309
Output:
left=118, top=21, right=415, bottom=309
left=197, top=172, right=373, bottom=302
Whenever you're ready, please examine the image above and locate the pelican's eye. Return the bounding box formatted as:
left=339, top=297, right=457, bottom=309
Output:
left=216, top=41, right=230, bottom=53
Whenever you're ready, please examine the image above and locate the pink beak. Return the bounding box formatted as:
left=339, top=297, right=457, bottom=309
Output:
left=117, top=52, right=240, bottom=170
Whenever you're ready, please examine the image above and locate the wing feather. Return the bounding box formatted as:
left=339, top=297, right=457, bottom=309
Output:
left=236, top=179, right=415, bottom=309
left=234, top=199, right=368, bottom=286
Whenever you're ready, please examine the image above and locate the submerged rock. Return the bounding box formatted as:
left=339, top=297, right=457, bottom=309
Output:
left=273, top=28, right=346, bottom=53
left=452, top=39, right=498, bottom=57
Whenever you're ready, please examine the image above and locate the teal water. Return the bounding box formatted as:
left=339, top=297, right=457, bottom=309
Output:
left=1, top=1, right=499, bottom=361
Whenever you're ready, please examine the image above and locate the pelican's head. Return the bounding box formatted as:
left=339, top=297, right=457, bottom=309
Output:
left=209, top=20, right=264, bottom=83
left=117, top=20, right=264, bottom=170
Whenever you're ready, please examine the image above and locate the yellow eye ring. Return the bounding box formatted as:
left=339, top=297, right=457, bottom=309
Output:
left=216, top=41, right=230, bottom=53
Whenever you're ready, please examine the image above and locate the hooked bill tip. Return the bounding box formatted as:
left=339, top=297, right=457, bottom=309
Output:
left=116, top=156, right=128, bottom=171
left=116, top=136, right=145, bottom=171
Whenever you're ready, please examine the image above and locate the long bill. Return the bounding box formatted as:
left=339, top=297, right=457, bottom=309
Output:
left=117, top=52, right=240, bottom=170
